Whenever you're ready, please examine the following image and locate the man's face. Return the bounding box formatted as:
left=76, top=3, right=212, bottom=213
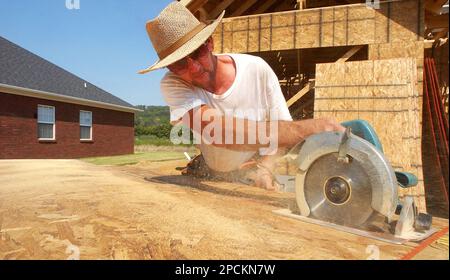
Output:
left=167, top=38, right=216, bottom=89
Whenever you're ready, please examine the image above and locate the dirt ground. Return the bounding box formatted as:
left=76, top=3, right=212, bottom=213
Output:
left=0, top=159, right=448, bottom=260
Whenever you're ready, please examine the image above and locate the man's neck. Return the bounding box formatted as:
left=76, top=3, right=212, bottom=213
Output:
left=207, top=54, right=236, bottom=95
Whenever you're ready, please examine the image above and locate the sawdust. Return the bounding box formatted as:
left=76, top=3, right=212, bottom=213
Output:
left=0, top=159, right=448, bottom=260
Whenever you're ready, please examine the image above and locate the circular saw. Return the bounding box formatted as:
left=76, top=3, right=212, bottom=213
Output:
left=274, top=120, right=435, bottom=244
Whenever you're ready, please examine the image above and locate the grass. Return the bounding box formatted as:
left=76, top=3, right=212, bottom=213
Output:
left=81, top=151, right=187, bottom=166
left=135, top=135, right=192, bottom=146
left=82, top=136, right=196, bottom=166
left=135, top=135, right=174, bottom=146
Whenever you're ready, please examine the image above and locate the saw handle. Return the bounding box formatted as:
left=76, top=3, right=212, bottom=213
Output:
left=341, top=120, right=384, bottom=153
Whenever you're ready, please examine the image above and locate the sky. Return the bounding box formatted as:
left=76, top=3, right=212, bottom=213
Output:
left=0, top=0, right=174, bottom=106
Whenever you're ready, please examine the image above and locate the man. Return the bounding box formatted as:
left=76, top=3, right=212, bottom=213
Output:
left=139, top=2, right=345, bottom=189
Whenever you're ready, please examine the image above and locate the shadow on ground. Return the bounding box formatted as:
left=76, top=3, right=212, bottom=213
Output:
left=145, top=175, right=293, bottom=209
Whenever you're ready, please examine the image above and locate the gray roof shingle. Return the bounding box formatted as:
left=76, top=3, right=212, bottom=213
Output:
left=0, top=36, right=135, bottom=109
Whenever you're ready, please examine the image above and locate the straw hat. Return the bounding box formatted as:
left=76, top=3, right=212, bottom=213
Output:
left=139, top=2, right=225, bottom=74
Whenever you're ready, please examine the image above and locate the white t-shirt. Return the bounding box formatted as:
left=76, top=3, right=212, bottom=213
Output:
left=160, top=53, right=293, bottom=172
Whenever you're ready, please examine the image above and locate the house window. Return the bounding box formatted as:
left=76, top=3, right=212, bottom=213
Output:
left=37, top=105, right=55, bottom=140
left=80, top=110, right=92, bottom=140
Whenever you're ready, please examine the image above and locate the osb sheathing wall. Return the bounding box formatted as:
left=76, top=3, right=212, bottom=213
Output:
left=212, top=0, right=423, bottom=53
left=212, top=0, right=425, bottom=118
left=314, top=58, right=426, bottom=212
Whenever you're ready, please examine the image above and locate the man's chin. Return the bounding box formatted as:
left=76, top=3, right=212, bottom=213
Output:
left=192, top=73, right=211, bottom=86
left=193, top=71, right=208, bottom=80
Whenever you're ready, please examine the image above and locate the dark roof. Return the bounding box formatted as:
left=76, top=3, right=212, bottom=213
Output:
left=0, top=36, right=135, bottom=109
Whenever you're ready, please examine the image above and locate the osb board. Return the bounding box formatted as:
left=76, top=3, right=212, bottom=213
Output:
left=314, top=58, right=426, bottom=212
left=212, top=0, right=422, bottom=54
left=368, top=41, right=425, bottom=208
left=1, top=159, right=448, bottom=260
left=369, top=41, right=425, bottom=122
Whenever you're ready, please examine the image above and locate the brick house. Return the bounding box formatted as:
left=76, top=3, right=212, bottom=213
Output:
left=0, top=36, right=140, bottom=159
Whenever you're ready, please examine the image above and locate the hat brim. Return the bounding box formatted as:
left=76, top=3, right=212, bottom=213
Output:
left=138, top=11, right=225, bottom=74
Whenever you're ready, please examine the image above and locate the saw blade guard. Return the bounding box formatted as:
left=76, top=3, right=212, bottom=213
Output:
left=295, top=131, right=399, bottom=222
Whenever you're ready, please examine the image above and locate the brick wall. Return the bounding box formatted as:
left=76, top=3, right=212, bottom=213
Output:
left=0, top=92, right=135, bottom=159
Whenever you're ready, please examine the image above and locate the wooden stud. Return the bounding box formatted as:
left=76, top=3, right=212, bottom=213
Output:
left=336, top=45, right=363, bottom=63
left=297, top=0, right=307, bottom=10
left=287, top=82, right=313, bottom=108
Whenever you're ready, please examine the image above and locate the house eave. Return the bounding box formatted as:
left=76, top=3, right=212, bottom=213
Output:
left=0, top=83, right=143, bottom=113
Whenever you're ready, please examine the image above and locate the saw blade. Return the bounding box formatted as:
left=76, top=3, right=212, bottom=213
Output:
left=304, top=152, right=374, bottom=227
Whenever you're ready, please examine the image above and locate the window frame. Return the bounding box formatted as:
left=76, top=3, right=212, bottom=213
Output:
left=79, top=110, right=93, bottom=141
left=37, top=105, right=56, bottom=141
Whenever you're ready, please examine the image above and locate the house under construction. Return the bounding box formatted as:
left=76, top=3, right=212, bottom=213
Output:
left=180, top=0, right=449, bottom=216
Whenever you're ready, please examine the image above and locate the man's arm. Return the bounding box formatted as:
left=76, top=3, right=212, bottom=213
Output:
left=181, top=104, right=346, bottom=151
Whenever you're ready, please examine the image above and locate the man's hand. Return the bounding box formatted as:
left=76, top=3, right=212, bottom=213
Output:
left=254, top=149, right=286, bottom=191
left=318, top=117, right=346, bottom=133
left=255, top=167, right=278, bottom=191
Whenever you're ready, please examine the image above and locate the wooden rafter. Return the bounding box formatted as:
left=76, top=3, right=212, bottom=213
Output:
left=180, top=0, right=193, bottom=6
left=197, top=7, right=208, bottom=22
left=182, top=0, right=209, bottom=14
left=230, top=0, right=258, bottom=17
left=254, top=0, right=279, bottom=14
left=426, top=13, right=449, bottom=29
left=271, top=0, right=297, bottom=13
left=425, top=0, right=448, bottom=14
left=433, top=28, right=449, bottom=41
left=210, top=0, right=235, bottom=18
